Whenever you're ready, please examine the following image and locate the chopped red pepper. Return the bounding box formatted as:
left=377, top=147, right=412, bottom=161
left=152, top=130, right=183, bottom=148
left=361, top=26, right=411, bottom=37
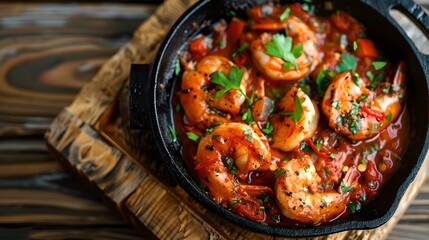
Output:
left=308, top=139, right=331, bottom=159
left=289, top=3, right=310, bottom=21
left=362, top=104, right=384, bottom=121
left=354, top=38, right=378, bottom=59
left=233, top=52, right=248, bottom=67
left=189, top=36, right=209, bottom=60
left=227, top=18, right=246, bottom=45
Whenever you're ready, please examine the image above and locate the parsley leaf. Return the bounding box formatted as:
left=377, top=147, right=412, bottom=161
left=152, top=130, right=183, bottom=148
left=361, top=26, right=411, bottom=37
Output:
left=282, top=93, right=304, bottom=124
left=211, top=66, right=246, bottom=99
left=315, top=70, right=331, bottom=96
left=347, top=201, right=360, bottom=213
left=265, top=33, right=303, bottom=72
left=336, top=53, right=357, bottom=72
left=372, top=61, right=387, bottom=70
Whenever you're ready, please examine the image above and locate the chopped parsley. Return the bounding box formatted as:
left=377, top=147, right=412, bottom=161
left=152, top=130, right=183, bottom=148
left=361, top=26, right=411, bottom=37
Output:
left=168, top=125, right=178, bottom=142
left=360, top=192, right=367, bottom=202
left=372, top=61, right=387, bottom=70
left=232, top=42, right=249, bottom=58
left=264, top=33, right=303, bottom=71
left=241, top=108, right=255, bottom=124
left=347, top=201, right=360, bottom=213
left=353, top=40, right=358, bottom=51
left=336, top=53, right=357, bottom=72
left=300, top=141, right=312, bottom=151
left=197, top=181, right=210, bottom=192
left=230, top=166, right=237, bottom=175
left=315, top=70, right=331, bottom=96
left=262, top=121, right=274, bottom=135
left=321, top=199, right=328, bottom=207
left=304, top=165, right=310, bottom=172
left=206, top=122, right=224, bottom=133
left=221, top=156, right=233, bottom=168
left=279, top=7, right=291, bottom=21
left=270, top=214, right=281, bottom=223
left=258, top=192, right=270, bottom=203
left=174, top=58, right=181, bottom=75
left=243, top=129, right=253, bottom=142
left=329, top=152, right=336, bottom=160
left=175, top=102, right=181, bottom=112
left=340, top=180, right=353, bottom=194
left=186, top=132, right=199, bottom=142
left=230, top=199, right=238, bottom=206
left=331, top=101, right=340, bottom=110
left=274, top=169, right=286, bottom=178
left=386, top=112, right=392, bottom=121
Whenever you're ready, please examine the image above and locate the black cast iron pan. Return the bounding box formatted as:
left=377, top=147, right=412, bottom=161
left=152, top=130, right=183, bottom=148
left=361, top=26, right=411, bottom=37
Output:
left=129, top=0, right=429, bottom=237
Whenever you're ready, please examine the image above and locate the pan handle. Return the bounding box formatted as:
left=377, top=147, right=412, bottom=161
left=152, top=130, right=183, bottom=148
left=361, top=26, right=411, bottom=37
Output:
left=129, top=64, right=151, bottom=130
left=362, top=0, right=429, bottom=75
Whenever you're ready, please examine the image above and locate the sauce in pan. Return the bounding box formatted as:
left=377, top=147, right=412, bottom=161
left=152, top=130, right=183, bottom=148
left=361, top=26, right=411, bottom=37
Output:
left=171, top=2, right=408, bottom=226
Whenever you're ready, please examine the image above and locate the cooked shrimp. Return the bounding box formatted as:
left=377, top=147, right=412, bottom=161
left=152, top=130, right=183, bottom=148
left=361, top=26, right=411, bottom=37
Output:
left=275, top=155, right=360, bottom=224
left=195, top=122, right=274, bottom=221
left=180, top=56, right=248, bottom=129
left=271, top=87, right=319, bottom=152
left=321, top=61, right=406, bottom=140
left=248, top=15, right=319, bottom=81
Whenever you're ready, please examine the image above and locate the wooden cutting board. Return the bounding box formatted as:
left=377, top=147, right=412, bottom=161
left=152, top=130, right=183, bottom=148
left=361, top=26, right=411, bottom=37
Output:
left=45, top=0, right=429, bottom=239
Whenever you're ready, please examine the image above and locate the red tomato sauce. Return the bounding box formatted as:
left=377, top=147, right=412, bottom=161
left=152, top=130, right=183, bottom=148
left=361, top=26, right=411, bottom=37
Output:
left=171, top=2, right=408, bottom=226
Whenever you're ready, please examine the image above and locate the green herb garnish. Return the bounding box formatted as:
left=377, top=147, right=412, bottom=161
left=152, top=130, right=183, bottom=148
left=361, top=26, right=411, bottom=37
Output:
left=336, top=53, right=357, bottom=72
left=168, top=125, right=178, bottom=142
left=186, top=132, right=199, bottom=142
left=372, top=61, right=387, bottom=70
left=262, top=121, right=274, bottom=135
left=386, top=112, right=392, bottom=121
left=281, top=93, right=304, bottom=124
left=232, top=42, right=249, bottom=57
left=279, top=7, right=291, bottom=21
left=174, top=58, right=181, bottom=75
left=211, top=66, right=247, bottom=100
left=353, top=40, right=358, bottom=51
left=274, top=169, right=286, bottom=178
left=265, top=33, right=303, bottom=72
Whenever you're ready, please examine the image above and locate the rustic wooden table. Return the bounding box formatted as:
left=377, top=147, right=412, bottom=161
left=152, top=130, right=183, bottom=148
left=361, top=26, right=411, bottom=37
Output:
left=0, top=1, right=428, bottom=239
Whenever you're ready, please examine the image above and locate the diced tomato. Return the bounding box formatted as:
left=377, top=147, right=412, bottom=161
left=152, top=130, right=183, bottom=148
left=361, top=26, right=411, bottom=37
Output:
left=232, top=52, right=247, bottom=67
left=355, top=38, right=378, bottom=58
left=189, top=36, right=209, bottom=60
left=289, top=3, right=310, bottom=22
left=227, top=18, right=246, bottom=45
left=330, top=12, right=349, bottom=31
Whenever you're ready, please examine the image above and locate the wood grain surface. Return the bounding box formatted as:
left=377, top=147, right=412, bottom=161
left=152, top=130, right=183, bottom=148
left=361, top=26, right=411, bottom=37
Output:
left=1, top=1, right=429, bottom=239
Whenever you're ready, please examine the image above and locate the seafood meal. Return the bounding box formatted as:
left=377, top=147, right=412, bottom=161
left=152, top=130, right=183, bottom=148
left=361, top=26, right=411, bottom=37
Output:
left=170, top=1, right=408, bottom=226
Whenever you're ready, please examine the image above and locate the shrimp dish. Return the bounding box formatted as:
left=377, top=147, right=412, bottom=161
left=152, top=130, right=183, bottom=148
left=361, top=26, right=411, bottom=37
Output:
left=171, top=1, right=409, bottom=226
